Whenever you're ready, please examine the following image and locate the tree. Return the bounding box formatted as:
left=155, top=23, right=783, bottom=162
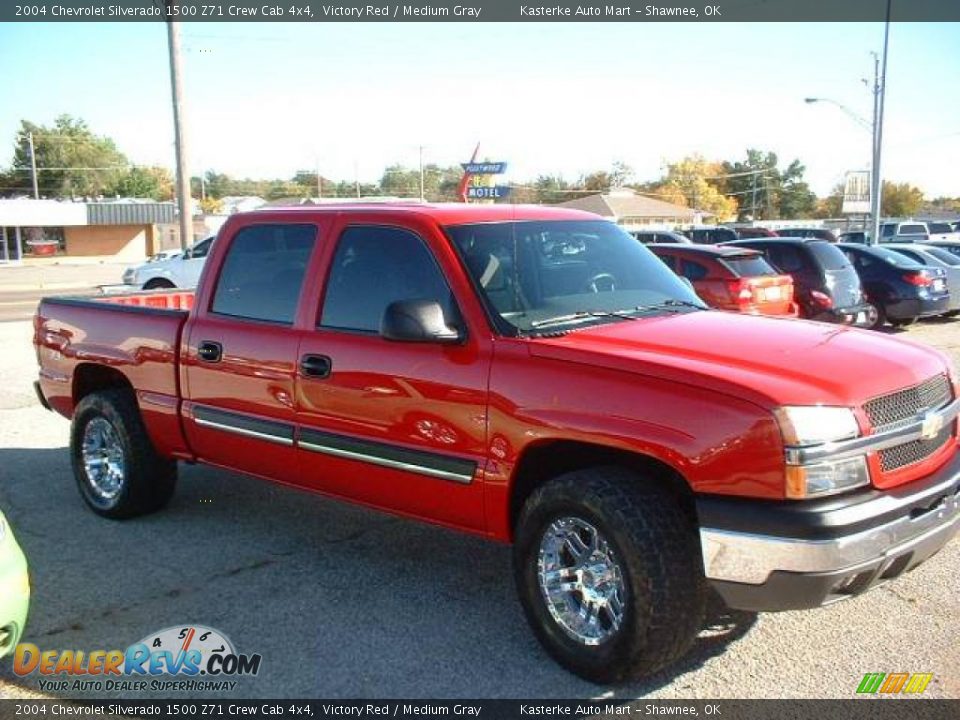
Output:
left=814, top=182, right=844, bottom=218
left=6, top=115, right=129, bottom=198
left=881, top=181, right=924, bottom=217
left=778, top=160, right=817, bottom=219
left=656, top=155, right=738, bottom=221
left=114, top=166, right=174, bottom=200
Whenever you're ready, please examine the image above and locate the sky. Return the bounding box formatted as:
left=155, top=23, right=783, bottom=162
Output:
left=0, top=21, right=958, bottom=198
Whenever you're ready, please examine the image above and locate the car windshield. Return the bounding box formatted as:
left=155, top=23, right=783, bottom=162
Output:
left=446, top=220, right=705, bottom=334
left=721, top=254, right=779, bottom=277
left=863, top=246, right=923, bottom=268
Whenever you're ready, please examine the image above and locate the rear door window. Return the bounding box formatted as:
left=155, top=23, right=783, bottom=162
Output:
left=807, top=242, right=850, bottom=271
left=211, top=224, right=317, bottom=324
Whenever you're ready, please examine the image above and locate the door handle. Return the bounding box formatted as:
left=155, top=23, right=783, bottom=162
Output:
left=197, top=341, right=222, bottom=363
left=300, top=354, right=332, bottom=378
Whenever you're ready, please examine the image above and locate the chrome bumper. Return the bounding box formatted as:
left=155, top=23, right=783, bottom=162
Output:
left=698, top=457, right=960, bottom=611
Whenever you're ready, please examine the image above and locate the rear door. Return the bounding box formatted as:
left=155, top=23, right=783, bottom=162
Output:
left=293, top=216, right=491, bottom=531
left=806, top=242, right=861, bottom=309
left=182, top=220, right=321, bottom=481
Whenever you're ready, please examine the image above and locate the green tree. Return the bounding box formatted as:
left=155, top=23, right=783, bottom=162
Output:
left=115, top=166, right=174, bottom=200
left=777, top=160, right=817, bottom=219
left=7, top=115, right=129, bottom=198
left=881, top=181, right=924, bottom=217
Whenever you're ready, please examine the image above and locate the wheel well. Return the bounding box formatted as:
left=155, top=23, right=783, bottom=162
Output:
left=73, top=364, right=135, bottom=404
left=508, top=440, right=694, bottom=534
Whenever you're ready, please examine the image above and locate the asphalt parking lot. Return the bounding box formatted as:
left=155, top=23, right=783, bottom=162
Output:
left=0, top=275, right=957, bottom=700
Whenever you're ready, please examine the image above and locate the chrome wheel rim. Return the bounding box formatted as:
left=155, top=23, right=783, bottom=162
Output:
left=82, top=417, right=125, bottom=501
left=537, top=516, right=626, bottom=646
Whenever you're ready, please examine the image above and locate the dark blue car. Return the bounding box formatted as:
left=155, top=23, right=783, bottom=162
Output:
left=837, top=243, right=950, bottom=329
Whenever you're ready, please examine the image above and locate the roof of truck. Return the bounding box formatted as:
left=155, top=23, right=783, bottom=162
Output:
left=244, top=202, right=600, bottom=225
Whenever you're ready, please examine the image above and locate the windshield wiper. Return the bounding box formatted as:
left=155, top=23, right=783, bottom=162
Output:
left=530, top=309, right=639, bottom=330
left=632, top=299, right=705, bottom=314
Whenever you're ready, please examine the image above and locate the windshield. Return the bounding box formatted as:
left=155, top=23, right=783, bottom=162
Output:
left=446, top=220, right=705, bottom=334
left=923, top=246, right=960, bottom=266
left=863, top=246, right=923, bottom=268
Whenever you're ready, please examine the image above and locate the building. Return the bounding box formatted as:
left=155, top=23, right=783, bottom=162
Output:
left=217, top=196, right=266, bottom=214
left=557, top=189, right=708, bottom=230
left=0, top=199, right=176, bottom=262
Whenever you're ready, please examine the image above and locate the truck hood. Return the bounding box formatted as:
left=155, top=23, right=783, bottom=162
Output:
left=528, top=310, right=950, bottom=409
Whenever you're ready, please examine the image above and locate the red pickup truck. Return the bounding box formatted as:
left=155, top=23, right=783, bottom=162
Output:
left=34, top=204, right=960, bottom=682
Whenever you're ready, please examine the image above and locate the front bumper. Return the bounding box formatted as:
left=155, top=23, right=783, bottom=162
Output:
left=811, top=303, right=876, bottom=327
left=698, top=449, right=960, bottom=611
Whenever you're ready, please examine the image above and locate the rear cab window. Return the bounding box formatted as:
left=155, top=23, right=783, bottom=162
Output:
left=720, top=255, right=779, bottom=277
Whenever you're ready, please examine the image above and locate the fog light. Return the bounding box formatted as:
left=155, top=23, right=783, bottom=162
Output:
left=786, top=456, right=870, bottom=499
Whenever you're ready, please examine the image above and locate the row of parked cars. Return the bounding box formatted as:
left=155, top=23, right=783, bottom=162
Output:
left=637, top=232, right=960, bottom=330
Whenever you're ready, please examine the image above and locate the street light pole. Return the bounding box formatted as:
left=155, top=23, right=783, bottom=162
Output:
left=27, top=132, right=39, bottom=199
left=870, top=1, right=892, bottom=246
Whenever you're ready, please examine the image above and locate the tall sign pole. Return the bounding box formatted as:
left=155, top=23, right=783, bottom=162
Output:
left=27, top=132, right=39, bottom=199
left=869, top=0, right=891, bottom=245
left=166, top=4, right=193, bottom=250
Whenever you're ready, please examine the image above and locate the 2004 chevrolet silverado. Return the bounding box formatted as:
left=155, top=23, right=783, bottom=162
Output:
left=34, top=204, right=959, bottom=682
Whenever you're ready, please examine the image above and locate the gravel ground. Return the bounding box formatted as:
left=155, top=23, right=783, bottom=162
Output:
left=0, top=316, right=957, bottom=701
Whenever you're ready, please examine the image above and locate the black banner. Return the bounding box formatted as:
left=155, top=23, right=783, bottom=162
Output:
left=0, top=700, right=957, bottom=720
left=3, top=0, right=959, bottom=23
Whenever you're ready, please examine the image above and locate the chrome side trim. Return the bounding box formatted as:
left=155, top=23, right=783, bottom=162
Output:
left=299, top=440, right=474, bottom=484
left=785, top=397, right=959, bottom=465
left=701, top=488, right=960, bottom=585
left=194, top=417, right=294, bottom=447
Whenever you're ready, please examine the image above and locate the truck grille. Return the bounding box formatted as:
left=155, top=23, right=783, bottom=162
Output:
left=864, top=374, right=951, bottom=430
left=878, top=423, right=954, bottom=472
left=865, top=374, right=954, bottom=472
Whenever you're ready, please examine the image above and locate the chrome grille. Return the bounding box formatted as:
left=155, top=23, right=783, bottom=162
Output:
left=878, top=423, right=954, bottom=472
left=864, top=374, right=951, bottom=430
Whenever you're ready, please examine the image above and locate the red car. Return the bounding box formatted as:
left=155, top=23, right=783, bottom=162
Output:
left=33, top=204, right=960, bottom=683
left=650, top=245, right=799, bottom=316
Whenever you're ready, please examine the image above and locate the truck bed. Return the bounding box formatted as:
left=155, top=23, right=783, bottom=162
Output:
left=34, top=289, right=194, bottom=457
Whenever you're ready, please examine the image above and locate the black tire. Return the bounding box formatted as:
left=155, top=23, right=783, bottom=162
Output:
left=868, top=304, right=886, bottom=330
left=70, top=389, right=177, bottom=519
left=889, top=317, right=917, bottom=328
left=943, top=310, right=960, bottom=318
left=512, top=466, right=706, bottom=683
left=143, top=278, right=176, bottom=290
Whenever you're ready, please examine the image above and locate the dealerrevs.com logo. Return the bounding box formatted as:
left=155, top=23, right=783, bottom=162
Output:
left=13, top=625, right=262, bottom=693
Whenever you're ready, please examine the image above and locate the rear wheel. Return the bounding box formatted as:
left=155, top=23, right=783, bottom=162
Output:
left=70, top=389, right=177, bottom=519
left=143, top=278, right=176, bottom=290
left=867, top=304, right=886, bottom=330
left=512, top=466, right=706, bottom=683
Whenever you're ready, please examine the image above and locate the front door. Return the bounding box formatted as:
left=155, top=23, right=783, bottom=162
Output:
left=183, top=221, right=320, bottom=482
left=295, top=221, right=491, bottom=531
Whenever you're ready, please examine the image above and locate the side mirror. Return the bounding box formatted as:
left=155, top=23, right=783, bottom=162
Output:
left=381, top=299, right=462, bottom=344
left=182, top=249, right=192, bottom=260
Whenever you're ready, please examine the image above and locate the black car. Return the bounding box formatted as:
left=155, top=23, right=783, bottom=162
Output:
left=682, top=227, right=739, bottom=244
left=630, top=230, right=691, bottom=244
left=836, top=230, right=868, bottom=244
left=925, top=240, right=960, bottom=261
left=837, top=244, right=950, bottom=329
left=727, top=238, right=874, bottom=325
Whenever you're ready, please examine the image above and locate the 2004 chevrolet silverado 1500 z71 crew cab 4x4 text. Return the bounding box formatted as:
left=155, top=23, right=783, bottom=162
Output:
left=34, top=204, right=960, bottom=683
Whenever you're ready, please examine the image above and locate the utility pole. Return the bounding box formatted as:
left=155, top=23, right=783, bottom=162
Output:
left=166, top=5, right=193, bottom=250
left=27, top=132, right=39, bottom=199
left=419, top=145, right=425, bottom=202
left=316, top=158, right=322, bottom=199
left=354, top=160, right=360, bottom=198
left=869, top=0, right=892, bottom=246
left=750, top=171, right=757, bottom=220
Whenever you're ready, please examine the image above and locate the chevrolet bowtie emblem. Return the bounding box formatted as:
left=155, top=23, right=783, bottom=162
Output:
left=920, top=411, right=944, bottom=441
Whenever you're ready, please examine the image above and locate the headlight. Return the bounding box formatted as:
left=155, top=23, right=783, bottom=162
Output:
left=786, top=456, right=870, bottom=499
left=774, top=406, right=859, bottom=446
left=122, top=268, right=136, bottom=284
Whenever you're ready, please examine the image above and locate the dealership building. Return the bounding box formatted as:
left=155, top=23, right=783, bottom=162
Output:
left=557, top=189, right=708, bottom=229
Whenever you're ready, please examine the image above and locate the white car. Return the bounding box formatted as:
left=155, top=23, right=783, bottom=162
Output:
left=923, top=221, right=960, bottom=243
left=122, top=236, right=214, bottom=289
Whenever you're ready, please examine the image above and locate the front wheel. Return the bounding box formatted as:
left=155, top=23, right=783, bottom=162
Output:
left=70, top=389, right=177, bottom=519
left=512, top=467, right=706, bottom=683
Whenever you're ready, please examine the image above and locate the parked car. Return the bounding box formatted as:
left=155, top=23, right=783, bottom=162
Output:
left=733, top=227, right=779, bottom=239
left=147, top=248, right=185, bottom=263
left=0, top=510, right=29, bottom=658
left=121, top=235, right=215, bottom=289
left=879, top=221, right=929, bottom=244
left=681, top=226, right=739, bottom=244
left=629, top=230, right=691, bottom=244
left=34, top=204, right=960, bottom=683
left=836, top=230, right=869, bottom=244
left=776, top=227, right=838, bottom=242
left=924, top=240, right=960, bottom=261
left=837, top=243, right=950, bottom=329
left=650, top=245, right=798, bottom=316
left=883, top=244, right=960, bottom=316
left=923, top=221, right=960, bottom=243
left=727, top=238, right=874, bottom=325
